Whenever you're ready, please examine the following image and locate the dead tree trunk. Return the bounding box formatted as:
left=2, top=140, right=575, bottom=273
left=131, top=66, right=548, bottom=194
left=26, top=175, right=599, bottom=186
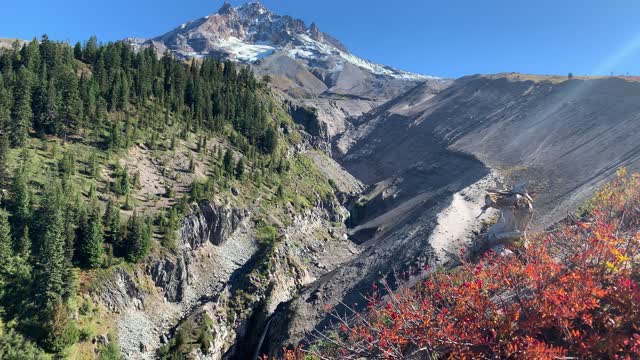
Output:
left=476, top=183, right=534, bottom=254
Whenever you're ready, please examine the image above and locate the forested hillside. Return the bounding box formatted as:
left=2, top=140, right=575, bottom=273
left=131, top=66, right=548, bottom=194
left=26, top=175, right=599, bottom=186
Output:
left=0, top=36, right=331, bottom=358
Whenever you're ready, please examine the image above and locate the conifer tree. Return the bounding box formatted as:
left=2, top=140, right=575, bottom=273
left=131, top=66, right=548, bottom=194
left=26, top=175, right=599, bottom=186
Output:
left=22, top=38, right=41, bottom=72
left=76, top=203, right=104, bottom=268
left=235, top=158, right=245, bottom=180
left=10, top=168, right=31, bottom=238
left=32, top=64, right=50, bottom=136
left=17, top=225, right=31, bottom=258
left=44, top=76, right=59, bottom=134
left=103, top=198, right=122, bottom=254
left=188, top=155, right=195, bottom=173
left=122, top=193, right=133, bottom=211
left=10, top=67, right=33, bottom=147
left=42, top=299, right=78, bottom=353
left=123, top=114, right=132, bottom=147
left=58, top=67, right=83, bottom=139
left=0, top=76, right=10, bottom=131
left=0, top=209, right=14, bottom=273
left=170, top=135, right=176, bottom=150
left=74, top=205, right=87, bottom=262
left=83, top=36, right=98, bottom=64
left=109, top=120, right=121, bottom=150
left=0, top=133, right=8, bottom=187
left=88, top=150, right=99, bottom=178
left=124, top=212, right=150, bottom=263
left=62, top=197, right=78, bottom=267
left=73, top=42, right=82, bottom=60
left=35, top=180, right=67, bottom=306
left=223, top=149, right=234, bottom=177
left=59, top=150, right=76, bottom=177
left=261, top=127, right=278, bottom=154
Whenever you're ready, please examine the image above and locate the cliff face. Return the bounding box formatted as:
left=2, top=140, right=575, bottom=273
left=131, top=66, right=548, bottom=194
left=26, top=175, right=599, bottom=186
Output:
left=92, top=202, right=251, bottom=358
left=92, top=194, right=354, bottom=359
left=181, top=203, right=249, bottom=249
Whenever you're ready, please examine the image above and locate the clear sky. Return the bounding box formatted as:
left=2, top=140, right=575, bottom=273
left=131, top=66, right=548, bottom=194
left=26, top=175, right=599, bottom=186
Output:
left=2, top=0, right=640, bottom=78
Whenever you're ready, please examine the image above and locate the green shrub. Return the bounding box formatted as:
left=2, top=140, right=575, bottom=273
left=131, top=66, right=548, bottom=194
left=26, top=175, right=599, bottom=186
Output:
left=0, top=329, right=48, bottom=360
left=256, top=226, right=277, bottom=246
left=98, top=333, right=122, bottom=360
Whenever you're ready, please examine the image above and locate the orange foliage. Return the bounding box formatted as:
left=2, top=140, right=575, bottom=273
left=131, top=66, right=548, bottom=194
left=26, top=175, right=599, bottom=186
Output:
left=280, top=170, right=640, bottom=359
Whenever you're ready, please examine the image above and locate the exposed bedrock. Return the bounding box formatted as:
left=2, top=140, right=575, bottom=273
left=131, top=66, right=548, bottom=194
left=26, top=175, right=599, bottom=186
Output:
left=93, top=201, right=250, bottom=358
left=181, top=202, right=249, bottom=249
left=94, top=193, right=353, bottom=359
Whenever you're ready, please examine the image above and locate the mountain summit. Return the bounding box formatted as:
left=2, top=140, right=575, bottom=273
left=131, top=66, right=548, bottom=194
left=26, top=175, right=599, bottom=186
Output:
left=129, top=1, right=447, bottom=134
left=132, top=1, right=426, bottom=80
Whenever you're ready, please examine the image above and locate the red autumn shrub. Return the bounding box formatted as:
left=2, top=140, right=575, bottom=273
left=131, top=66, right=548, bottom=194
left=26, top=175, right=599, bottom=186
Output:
left=279, top=169, right=640, bottom=359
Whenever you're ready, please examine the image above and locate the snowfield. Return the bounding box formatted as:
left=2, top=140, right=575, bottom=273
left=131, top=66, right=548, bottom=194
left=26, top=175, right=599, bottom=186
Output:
left=135, top=1, right=444, bottom=90
left=216, top=37, right=276, bottom=62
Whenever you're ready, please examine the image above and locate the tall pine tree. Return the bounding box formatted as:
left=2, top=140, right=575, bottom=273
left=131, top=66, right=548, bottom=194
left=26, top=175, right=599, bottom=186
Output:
left=35, top=180, right=67, bottom=306
left=0, top=133, right=8, bottom=188
left=58, top=66, right=83, bottom=140
left=103, top=198, right=122, bottom=255
left=223, top=149, right=234, bottom=177
left=10, top=67, right=33, bottom=147
left=0, top=209, right=14, bottom=275
left=10, top=168, right=31, bottom=239
left=124, top=212, right=150, bottom=263
left=76, top=202, right=104, bottom=268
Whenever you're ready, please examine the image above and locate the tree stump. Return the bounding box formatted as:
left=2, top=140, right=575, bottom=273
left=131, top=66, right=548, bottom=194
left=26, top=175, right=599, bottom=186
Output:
left=476, top=183, right=534, bottom=254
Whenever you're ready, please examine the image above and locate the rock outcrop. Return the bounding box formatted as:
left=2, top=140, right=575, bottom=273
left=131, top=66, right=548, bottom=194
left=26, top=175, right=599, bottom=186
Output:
left=148, top=256, right=190, bottom=303
left=93, top=191, right=354, bottom=359
left=181, top=202, right=249, bottom=249
left=479, top=184, right=534, bottom=251
left=93, top=267, right=145, bottom=312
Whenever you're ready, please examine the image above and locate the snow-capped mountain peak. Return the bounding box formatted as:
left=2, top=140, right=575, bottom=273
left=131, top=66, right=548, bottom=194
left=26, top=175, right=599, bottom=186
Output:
left=125, top=2, right=449, bottom=139
left=131, top=2, right=434, bottom=77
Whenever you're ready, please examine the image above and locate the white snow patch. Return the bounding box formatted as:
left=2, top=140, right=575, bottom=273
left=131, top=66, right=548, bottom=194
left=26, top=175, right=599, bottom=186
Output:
left=216, top=37, right=276, bottom=62
left=288, top=48, right=315, bottom=59
left=289, top=34, right=437, bottom=81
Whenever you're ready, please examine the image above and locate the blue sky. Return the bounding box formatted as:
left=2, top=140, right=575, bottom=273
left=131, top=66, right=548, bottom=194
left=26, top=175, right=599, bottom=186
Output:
left=2, top=0, right=640, bottom=78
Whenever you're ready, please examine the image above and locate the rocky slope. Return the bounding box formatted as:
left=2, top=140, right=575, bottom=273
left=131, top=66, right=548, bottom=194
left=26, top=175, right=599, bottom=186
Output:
left=0, top=38, right=26, bottom=49
left=127, top=2, right=450, bottom=140
left=264, top=74, right=640, bottom=351
left=340, top=74, right=640, bottom=226
left=92, top=193, right=356, bottom=359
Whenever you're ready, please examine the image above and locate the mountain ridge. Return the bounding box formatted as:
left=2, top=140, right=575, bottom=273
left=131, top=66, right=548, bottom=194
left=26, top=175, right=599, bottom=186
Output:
left=126, top=1, right=451, bottom=139
left=128, top=1, right=435, bottom=82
